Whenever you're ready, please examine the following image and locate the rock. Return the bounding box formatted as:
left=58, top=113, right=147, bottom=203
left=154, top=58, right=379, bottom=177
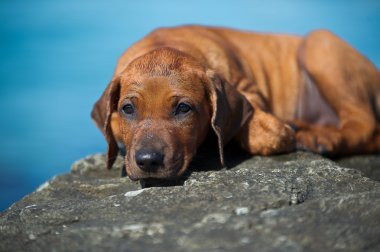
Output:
left=1, top=152, right=380, bottom=251
left=336, top=155, right=380, bottom=182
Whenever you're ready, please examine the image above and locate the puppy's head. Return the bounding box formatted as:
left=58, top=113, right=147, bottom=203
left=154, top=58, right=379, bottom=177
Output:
left=92, top=48, right=252, bottom=180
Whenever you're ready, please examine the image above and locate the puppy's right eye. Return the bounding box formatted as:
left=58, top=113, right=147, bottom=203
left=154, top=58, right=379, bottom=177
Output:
left=121, top=104, right=135, bottom=115
left=175, top=102, right=192, bottom=115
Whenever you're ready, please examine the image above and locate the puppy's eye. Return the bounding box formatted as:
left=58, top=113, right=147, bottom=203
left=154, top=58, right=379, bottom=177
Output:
left=121, top=104, right=135, bottom=115
left=175, top=102, right=192, bottom=115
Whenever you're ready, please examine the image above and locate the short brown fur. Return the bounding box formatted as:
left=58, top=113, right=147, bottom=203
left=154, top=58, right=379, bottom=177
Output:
left=92, top=25, right=380, bottom=180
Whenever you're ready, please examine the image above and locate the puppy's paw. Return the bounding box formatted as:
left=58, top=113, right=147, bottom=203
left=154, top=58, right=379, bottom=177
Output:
left=296, top=128, right=342, bottom=156
left=240, top=112, right=296, bottom=155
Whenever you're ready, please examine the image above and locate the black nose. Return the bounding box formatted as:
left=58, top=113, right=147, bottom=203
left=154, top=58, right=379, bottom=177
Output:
left=135, top=149, right=164, bottom=172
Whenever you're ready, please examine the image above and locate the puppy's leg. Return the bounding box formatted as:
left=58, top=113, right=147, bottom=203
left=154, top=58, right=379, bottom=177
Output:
left=296, top=124, right=380, bottom=155
left=235, top=82, right=295, bottom=155
left=296, top=30, right=380, bottom=155
left=361, top=126, right=380, bottom=153
left=237, top=108, right=295, bottom=155
left=293, top=122, right=344, bottom=155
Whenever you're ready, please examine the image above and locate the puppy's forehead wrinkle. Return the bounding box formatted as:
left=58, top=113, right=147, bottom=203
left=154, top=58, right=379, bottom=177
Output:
left=128, top=47, right=205, bottom=75
left=122, top=72, right=197, bottom=87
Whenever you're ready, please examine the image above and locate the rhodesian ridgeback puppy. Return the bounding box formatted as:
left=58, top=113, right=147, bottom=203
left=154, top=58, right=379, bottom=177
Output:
left=92, top=25, right=380, bottom=181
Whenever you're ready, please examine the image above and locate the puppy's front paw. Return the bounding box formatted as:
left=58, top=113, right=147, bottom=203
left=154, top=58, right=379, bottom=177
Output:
left=296, top=128, right=342, bottom=156
left=239, top=112, right=295, bottom=155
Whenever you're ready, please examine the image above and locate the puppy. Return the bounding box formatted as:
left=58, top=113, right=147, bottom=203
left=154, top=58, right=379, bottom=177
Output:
left=92, top=25, right=380, bottom=181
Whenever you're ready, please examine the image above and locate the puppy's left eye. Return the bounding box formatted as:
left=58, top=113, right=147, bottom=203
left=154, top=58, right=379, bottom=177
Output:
left=175, top=102, right=192, bottom=115
left=121, top=104, right=135, bottom=115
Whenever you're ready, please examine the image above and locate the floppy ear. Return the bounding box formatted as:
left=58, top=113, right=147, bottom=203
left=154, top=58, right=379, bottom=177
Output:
left=205, top=70, right=253, bottom=166
left=91, top=77, right=121, bottom=169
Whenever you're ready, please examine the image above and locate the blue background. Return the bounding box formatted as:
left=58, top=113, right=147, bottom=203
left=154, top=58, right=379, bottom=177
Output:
left=1, top=0, right=379, bottom=211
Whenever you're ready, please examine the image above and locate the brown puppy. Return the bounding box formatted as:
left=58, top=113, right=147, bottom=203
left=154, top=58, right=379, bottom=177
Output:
left=92, top=25, right=380, bottom=181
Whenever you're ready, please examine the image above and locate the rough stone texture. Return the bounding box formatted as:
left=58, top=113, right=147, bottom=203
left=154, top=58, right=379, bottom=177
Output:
left=337, top=155, right=380, bottom=182
left=1, top=152, right=380, bottom=252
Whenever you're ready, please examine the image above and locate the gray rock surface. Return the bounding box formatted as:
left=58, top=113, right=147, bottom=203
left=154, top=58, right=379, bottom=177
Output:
left=1, top=152, right=380, bottom=251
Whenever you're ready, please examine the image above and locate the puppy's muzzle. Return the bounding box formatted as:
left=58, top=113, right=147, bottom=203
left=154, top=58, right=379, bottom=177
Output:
left=135, top=148, right=165, bottom=172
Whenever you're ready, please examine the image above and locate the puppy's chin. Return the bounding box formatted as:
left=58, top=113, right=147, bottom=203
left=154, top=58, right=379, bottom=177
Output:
left=137, top=155, right=193, bottom=187
left=125, top=163, right=185, bottom=181
left=127, top=171, right=179, bottom=181
left=127, top=173, right=141, bottom=181
left=140, top=178, right=184, bottom=188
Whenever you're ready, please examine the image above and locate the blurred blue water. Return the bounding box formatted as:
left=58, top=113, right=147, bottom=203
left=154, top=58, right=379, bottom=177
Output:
left=0, top=0, right=379, bottom=211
